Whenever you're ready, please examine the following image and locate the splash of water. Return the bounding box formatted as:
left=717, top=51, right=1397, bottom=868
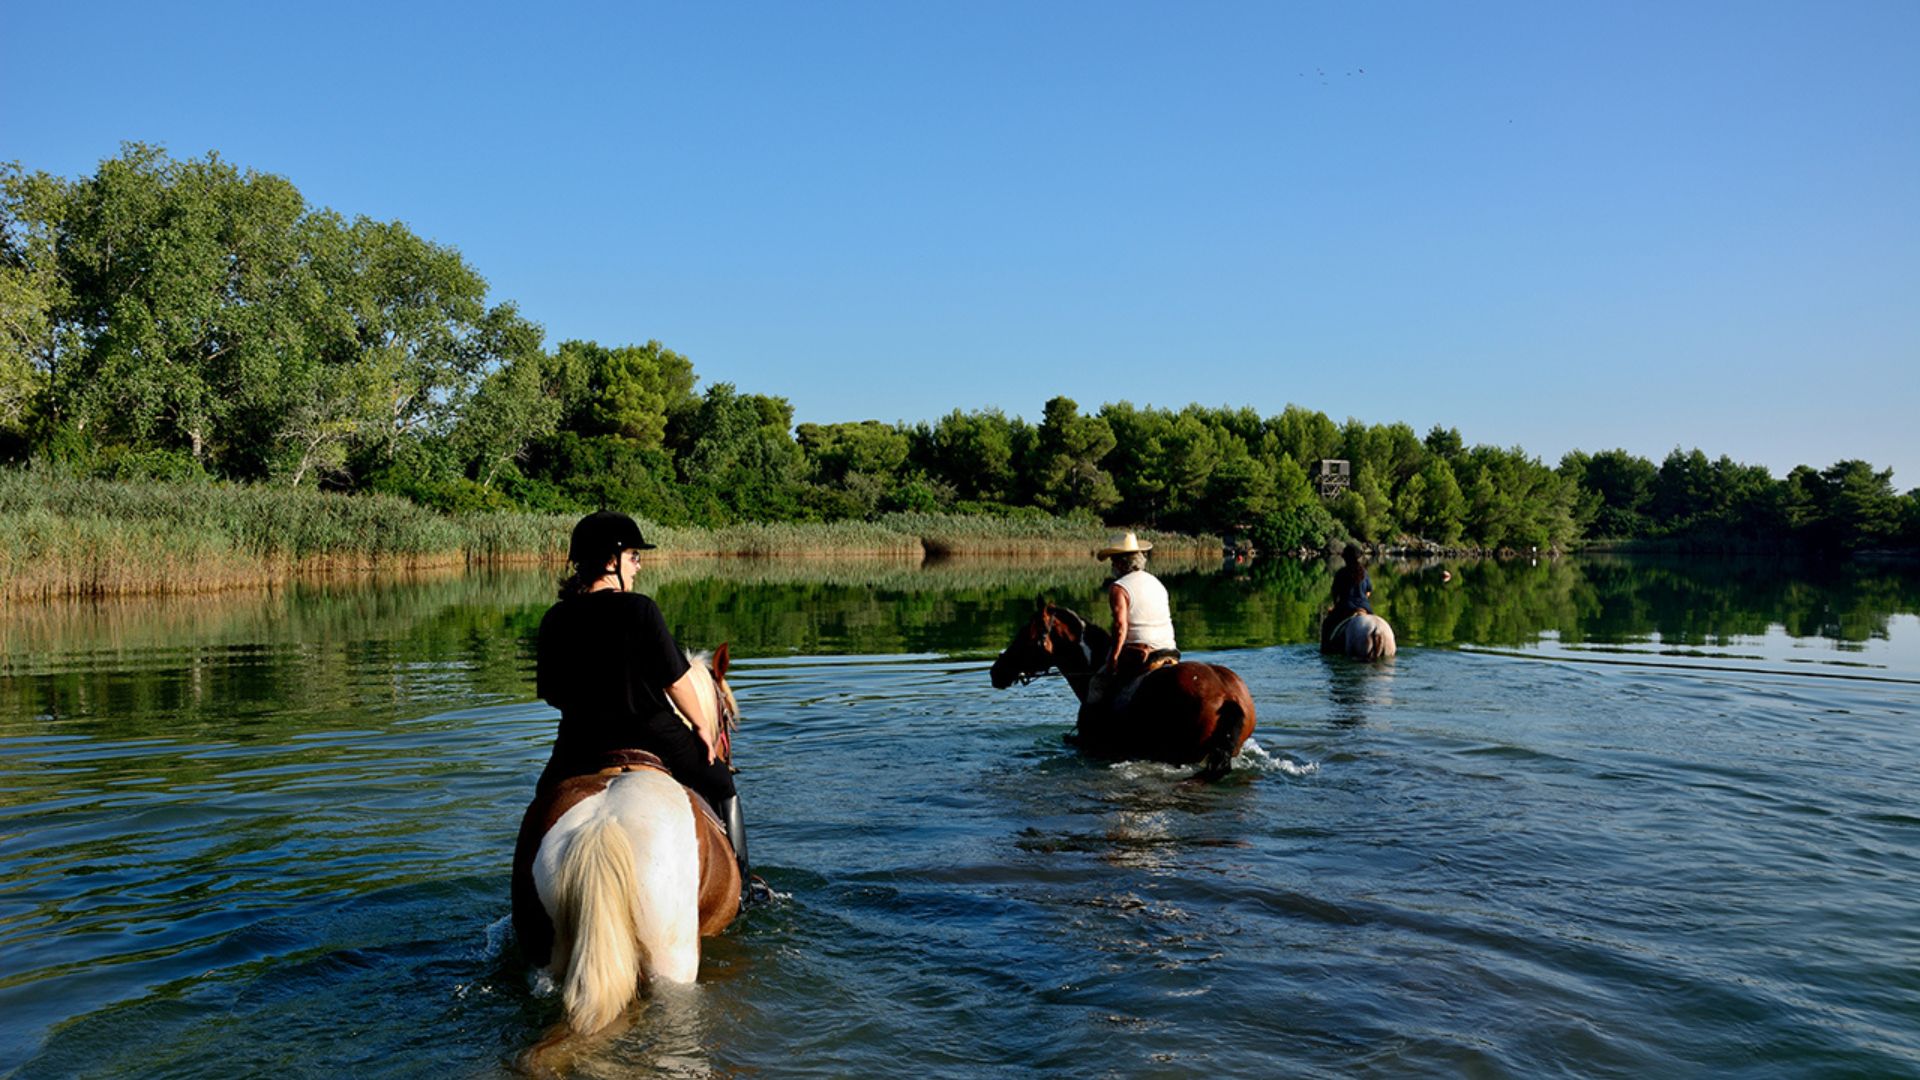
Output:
left=1237, top=738, right=1319, bottom=777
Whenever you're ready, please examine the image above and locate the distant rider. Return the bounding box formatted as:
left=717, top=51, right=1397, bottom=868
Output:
left=1098, top=530, right=1179, bottom=680
left=1320, top=543, right=1374, bottom=648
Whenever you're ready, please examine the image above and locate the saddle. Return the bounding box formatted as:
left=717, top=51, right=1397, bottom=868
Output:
left=586, top=748, right=673, bottom=776
left=1087, top=647, right=1183, bottom=711
left=1321, top=606, right=1366, bottom=650
left=570, top=749, right=728, bottom=833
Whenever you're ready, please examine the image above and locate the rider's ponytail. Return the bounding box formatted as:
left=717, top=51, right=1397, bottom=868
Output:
left=557, top=566, right=598, bottom=598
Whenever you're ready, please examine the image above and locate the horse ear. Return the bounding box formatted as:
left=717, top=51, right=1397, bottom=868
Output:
left=713, top=642, right=730, bottom=680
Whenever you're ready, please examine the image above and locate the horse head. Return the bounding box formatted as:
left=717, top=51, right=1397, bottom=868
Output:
left=685, top=642, right=742, bottom=762
left=991, top=599, right=1092, bottom=688
left=709, top=641, right=739, bottom=729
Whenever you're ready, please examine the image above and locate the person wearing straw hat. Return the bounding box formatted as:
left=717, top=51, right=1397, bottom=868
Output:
left=1095, top=530, right=1179, bottom=685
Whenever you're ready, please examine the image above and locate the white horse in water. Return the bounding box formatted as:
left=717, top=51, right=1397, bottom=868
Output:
left=511, top=648, right=743, bottom=1036
left=1322, top=611, right=1397, bottom=661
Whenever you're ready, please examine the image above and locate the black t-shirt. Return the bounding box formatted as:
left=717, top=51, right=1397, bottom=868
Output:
left=535, top=591, right=692, bottom=757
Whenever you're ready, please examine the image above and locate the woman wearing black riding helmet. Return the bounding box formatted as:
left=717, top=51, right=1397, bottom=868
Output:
left=532, top=510, right=755, bottom=885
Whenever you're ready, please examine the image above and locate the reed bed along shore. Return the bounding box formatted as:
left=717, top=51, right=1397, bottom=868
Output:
left=0, top=551, right=1231, bottom=670
left=0, top=470, right=1218, bottom=601
left=876, top=512, right=1216, bottom=558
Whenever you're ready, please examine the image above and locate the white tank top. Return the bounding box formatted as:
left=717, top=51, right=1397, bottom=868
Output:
left=1112, top=570, right=1176, bottom=651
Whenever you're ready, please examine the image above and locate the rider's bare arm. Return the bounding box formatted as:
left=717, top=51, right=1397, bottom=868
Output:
left=666, top=669, right=720, bottom=764
left=1106, top=583, right=1130, bottom=672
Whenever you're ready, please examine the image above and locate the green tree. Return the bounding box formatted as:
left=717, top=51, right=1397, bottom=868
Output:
left=1397, top=457, right=1466, bottom=544
left=1374, top=421, right=1428, bottom=490
left=47, top=146, right=314, bottom=466
left=8, top=146, right=522, bottom=485
left=1815, top=460, right=1901, bottom=550
left=1568, top=448, right=1657, bottom=538
left=337, top=216, right=494, bottom=467
left=0, top=163, right=64, bottom=449
left=550, top=339, right=697, bottom=447
left=1333, top=467, right=1393, bottom=541
left=1462, top=446, right=1576, bottom=549
left=1456, top=447, right=1534, bottom=548
left=796, top=420, right=910, bottom=482
left=1424, top=425, right=1464, bottom=461
left=514, top=431, right=689, bottom=522
left=1334, top=419, right=1405, bottom=540
left=1205, top=449, right=1278, bottom=528
left=1027, top=396, right=1118, bottom=515
left=1647, top=447, right=1783, bottom=541
left=1157, top=410, right=1225, bottom=523
left=679, top=382, right=804, bottom=522
left=796, top=419, right=914, bottom=519
left=1098, top=403, right=1226, bottom=527
left=1097, top=401, right=1170, bottom=522
left=917, top=408, right=1020, bottom=504
left=1781, top=465, right=1824, bottom=533
left=1271, top=404, right=1341, bottom=466
left=1650, top=448, right=1716, bottom=532
left=274, top=348, right=387, bottom=486
left=450, top=307, right=558, bottom=487
left=1461, top=466, right=1504, bottom=547
left=1257, top=452, right=1339, bottom=550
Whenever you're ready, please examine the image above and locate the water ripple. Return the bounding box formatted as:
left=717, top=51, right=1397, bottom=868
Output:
left=2, top=578, right=1918, bottom=1076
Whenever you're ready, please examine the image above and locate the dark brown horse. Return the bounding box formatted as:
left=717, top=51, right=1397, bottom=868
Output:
left=511, top=648, right=742, bottom=1036
left=990, top=601, right=1255, bottom=777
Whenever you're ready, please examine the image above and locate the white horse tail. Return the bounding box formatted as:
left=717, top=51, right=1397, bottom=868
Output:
left=1366, top=615, right=1398, bottom=660
left=1336, top=612, right=1397, bottom=660
left=552, top=815, right=644, bottom=1034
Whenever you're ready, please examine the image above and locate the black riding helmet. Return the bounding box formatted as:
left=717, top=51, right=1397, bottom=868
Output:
left=568, top=511, right=655, bottom=570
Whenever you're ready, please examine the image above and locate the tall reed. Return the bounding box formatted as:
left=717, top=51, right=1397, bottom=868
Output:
left=878, top=512, right=1220, bottom=557
left=0, top=467, right=1219, bottom=600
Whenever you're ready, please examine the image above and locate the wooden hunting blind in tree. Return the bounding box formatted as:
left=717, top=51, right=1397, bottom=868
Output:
left=1313, top=459, right=1351, bottom=499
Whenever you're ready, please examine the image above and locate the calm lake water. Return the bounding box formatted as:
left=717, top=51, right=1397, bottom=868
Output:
left=2, top=554, right=1917, bottom=1078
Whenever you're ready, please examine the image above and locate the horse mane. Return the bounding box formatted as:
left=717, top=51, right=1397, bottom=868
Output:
left=1044, top=604, right=1109, bottom=658
left=676, top=648, right=740, bottom=736
left=1048, top=606, right=1086, bottom=635
left=669, top=655, right=713, bottom=726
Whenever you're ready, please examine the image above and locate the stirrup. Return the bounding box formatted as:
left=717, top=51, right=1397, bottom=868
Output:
left=742, top=874, right=773, bottom=908
left=720, top=795, right=769, bottom=908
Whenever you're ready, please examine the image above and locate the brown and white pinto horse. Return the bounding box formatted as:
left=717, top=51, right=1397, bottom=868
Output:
left=990, top=601, right=1255, bottom=777
left=511, top=647, right=742, bottom=1036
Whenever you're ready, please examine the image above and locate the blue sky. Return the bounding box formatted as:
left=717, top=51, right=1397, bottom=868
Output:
left=4, top=1, right=1915, bottom=486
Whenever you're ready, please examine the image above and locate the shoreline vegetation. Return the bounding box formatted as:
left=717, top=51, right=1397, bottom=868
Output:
left=3, top=147, right=1915, bottom=592
left=4, top=464, right=1912, bottom=603
left=0, top=470, right=1223, bottom=601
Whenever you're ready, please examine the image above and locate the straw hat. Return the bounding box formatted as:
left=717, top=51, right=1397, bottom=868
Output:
left=1094, top=530, right=1153, bottom=560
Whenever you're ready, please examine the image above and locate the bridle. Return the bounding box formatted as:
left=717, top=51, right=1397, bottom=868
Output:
left=1005, top=608, right=1093, bottom=685
left=1011, top=666, right=1062, bottom=687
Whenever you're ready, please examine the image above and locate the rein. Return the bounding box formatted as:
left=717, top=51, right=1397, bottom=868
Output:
left=1007, top=607, right=1097, bottom=685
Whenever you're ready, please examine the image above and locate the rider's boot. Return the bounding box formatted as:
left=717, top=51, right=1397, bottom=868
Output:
left=719, top=795, right=771, bottom=908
